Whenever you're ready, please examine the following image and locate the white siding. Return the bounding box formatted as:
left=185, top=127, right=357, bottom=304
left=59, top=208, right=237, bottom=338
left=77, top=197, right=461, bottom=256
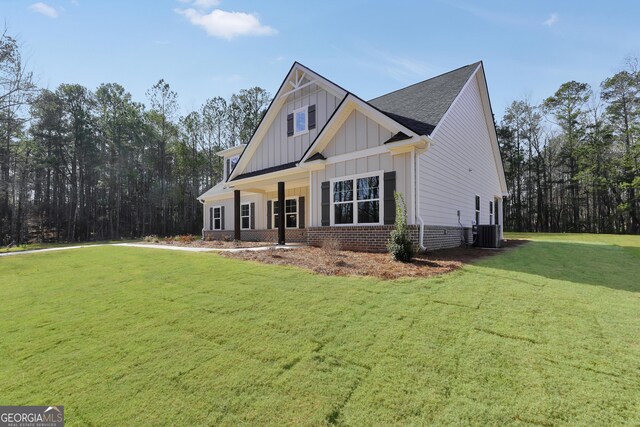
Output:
left=322, top=110, right=393, bottom=157
left=310, top=152, right=413, bottom=227
left=419, top=74, right=503, bottom=228
left=245, top=84, right=340, bottom=173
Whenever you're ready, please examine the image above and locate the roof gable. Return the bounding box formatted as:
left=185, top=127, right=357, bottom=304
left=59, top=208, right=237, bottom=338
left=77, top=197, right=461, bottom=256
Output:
left=368, top=62, right=480, bottom=136
left=431, top=64, right=507, bottom=194
left=227, top=62, right=347, bottom=181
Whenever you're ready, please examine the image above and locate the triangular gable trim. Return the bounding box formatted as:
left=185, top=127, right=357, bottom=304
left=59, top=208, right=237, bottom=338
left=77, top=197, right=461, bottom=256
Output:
left=299, top=93, right=425, bottom=164
left=227, top=62, right=348, bottom=182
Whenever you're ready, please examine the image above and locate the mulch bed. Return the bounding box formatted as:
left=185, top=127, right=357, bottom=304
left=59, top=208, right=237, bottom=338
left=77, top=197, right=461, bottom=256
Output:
left=221, top=240, right=528, bottom=280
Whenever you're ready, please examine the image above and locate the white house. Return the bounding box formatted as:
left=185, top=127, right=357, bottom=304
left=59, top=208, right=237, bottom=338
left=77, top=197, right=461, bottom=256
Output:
left=197, top=61, right=507, bottom=251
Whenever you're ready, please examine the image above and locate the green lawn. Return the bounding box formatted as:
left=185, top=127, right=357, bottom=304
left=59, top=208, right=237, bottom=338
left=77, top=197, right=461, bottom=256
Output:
left=0, top=240, right=133, bottom=253
left=1, top=234, right=639, bottom=425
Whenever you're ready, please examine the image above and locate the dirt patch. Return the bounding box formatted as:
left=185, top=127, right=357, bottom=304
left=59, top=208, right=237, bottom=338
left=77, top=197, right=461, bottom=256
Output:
left=221, top=239, right=527, bottom=280
left=141, top=240, right=273, bottom=249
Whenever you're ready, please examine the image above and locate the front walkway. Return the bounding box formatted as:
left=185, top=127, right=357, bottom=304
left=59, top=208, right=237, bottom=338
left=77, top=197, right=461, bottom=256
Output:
left=0, top=243, right=305, bottom=257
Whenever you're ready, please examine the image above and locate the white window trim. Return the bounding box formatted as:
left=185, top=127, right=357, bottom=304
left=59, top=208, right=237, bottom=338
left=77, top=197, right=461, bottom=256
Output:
left=329, top=170, right=384, bottom=227
left=226, top=155, right=239, bottom=179
left=292, top=106, right=308, bottom=137
left=212, top=205, right=222, bottom=230
left=240, top=202, right=251, bottom=230
left=271, top=197, right=299, bottom=229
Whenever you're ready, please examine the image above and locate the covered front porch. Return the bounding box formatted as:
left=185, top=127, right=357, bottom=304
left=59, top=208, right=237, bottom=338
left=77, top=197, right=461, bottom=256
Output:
left=202, top=168, right=310, bottom=245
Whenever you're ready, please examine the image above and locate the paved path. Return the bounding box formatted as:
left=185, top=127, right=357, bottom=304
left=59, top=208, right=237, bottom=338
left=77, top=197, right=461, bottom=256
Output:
left=0, top=244, right=108, bottom=257
left=114, top=243, right=302, bottom=253
left=0, top=242, right=303, bottom=257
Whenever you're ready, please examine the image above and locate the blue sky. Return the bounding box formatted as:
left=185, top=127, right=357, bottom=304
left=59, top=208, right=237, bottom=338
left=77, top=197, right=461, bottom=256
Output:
left=3, top=0, right=639, bottom=118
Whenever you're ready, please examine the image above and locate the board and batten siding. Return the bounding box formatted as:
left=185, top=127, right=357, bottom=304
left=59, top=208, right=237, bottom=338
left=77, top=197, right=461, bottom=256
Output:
left=322, top=110, right=393, bottom=157
left=419, top=73, right=503, bottom=229
left=245, top=83, right=340, bottom=174
left=309, top=109, right=412, bottom=226
left=310, top=152, right=413, bottom=227
left=203, top=194, right=259, bottom=231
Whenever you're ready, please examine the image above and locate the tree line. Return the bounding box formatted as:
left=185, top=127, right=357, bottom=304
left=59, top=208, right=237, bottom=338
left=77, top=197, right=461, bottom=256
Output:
left=1, top=28, right=639, bottom=244
left=0, top=30, right=270, bottom=244
left=498, top=59, right=639, bottom=234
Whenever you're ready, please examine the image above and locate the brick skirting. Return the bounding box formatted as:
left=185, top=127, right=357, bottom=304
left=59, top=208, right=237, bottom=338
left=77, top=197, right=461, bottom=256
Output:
left=203, top=228, right=306, bottom=243
left=306, top=225, right=421, bottom=253
left=204, top=225, right=470, bottom=252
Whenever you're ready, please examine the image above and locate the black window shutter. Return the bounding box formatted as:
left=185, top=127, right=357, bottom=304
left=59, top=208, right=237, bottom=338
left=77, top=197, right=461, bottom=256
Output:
left=209, top=207, right=213, bottom=230
left=221, top=206, right=225, bottom=230
left=287, top=113, right=294, bottom=136
left=267, top=200, right=272, bottom=229
left=383, top=171, right=396, bottom=225
left=321, top=181, right=330, bottom=226
left=298, top=196, right=305, bottom=228
left=250, top=202, right=255, bottom=229
left=308, top=105, right=316, bottom=130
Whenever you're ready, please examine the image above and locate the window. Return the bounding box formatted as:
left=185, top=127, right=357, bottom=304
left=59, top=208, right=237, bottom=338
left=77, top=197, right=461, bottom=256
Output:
left=475, top=195, right=480, bottom=225
left=333, top=180, right=353, bottom=224
left=331, top=173, right=381, bottom=225
left=213, top=206, right=222, bottom=230
left=285, top=199, right=298, bottom=228
left=227, top=155, right=239, bottom=179
left=293, top=107, right=308, bottom=136
left=240, top=203, right=251, bottom=230
left=489, top=201, right=494, bottom=225
left=272, top=198, right=298, bottom=228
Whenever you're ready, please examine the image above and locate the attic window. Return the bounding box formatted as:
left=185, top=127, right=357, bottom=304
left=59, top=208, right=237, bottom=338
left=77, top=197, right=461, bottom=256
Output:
left=294, top=107, right=307, bottom=136
left=287, top=105, right=316, bottom=137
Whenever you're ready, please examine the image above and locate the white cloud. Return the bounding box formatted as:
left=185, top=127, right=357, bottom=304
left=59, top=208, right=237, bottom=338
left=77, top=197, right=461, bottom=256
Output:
left=29, top=2, right=59, bottom=18
left=543, top=13, right=559, bottom=26
left=176, top=7, right=276, bottom=40
left=177, top=0, right=220, bottom=8
left=192, top=0, right=220, bottom=9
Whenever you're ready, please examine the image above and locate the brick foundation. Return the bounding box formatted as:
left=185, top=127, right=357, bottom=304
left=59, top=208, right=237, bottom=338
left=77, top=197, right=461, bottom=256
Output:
left=204, top=225, right=470, bottom=252
left=203, top=228, right=306, bottom=243
left=306, top=225, right=421, bottom=253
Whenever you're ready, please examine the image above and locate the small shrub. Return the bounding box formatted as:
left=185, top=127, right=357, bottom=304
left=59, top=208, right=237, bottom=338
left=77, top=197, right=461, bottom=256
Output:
left=387, top=192, right=414, bottom=262
left=321, top=238, right=342, bottom=265
left=176, top=235, right=196, bottom=243
left=143, top=235, right=159, bottom=243
left=222, top=234, right=233, bottom=242
left=265, top=247, right=281, bottom=258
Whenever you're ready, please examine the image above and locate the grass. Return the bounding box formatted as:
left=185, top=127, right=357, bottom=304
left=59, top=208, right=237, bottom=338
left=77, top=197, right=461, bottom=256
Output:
left=0, top=240, right=133, bottom=253
left=0, top=234, right=639, bottom=425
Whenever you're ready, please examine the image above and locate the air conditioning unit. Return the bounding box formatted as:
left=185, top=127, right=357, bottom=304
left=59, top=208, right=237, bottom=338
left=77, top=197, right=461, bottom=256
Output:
left=476, top=225, right=501, bottom=248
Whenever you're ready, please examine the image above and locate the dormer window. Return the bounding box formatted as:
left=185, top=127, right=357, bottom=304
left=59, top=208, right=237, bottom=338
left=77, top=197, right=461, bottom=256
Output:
left=287, top=105, right=316, bottom=137
left=226, top=155, right=239, bottom=179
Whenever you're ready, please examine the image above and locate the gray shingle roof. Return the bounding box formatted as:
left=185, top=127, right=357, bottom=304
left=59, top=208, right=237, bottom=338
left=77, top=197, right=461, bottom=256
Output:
left=368, top=62, right=480, bottom=136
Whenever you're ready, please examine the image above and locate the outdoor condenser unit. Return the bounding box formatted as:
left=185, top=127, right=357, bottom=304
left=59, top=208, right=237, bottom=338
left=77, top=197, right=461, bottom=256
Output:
left=476, top=225, right=501, bottom=248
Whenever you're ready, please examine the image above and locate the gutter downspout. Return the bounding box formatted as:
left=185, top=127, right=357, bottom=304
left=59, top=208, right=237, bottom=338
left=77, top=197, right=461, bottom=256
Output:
left=198, top=199, right=206, bottom=240
left=414, top=144, right=427, bottom=252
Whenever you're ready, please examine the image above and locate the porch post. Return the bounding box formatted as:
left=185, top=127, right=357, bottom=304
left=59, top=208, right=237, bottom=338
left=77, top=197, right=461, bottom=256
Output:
left=278, top=181, right=285, bottom=245
left=234, top=190, right=241, bottom=240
